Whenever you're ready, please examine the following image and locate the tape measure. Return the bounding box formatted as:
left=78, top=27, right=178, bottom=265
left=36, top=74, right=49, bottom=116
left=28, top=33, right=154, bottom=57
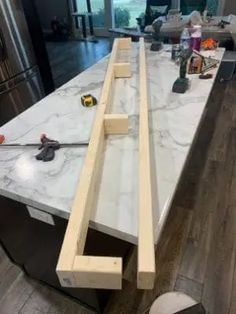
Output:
left=81, top=94, right=97, bottom=107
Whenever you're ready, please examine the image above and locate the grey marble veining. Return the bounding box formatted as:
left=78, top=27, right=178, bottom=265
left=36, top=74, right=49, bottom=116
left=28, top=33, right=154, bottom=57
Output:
left=91, top=45, right=224, bottom=244
left=0, top=58, right=109, bottom=217
left=0, top=44, right=224, bottom=244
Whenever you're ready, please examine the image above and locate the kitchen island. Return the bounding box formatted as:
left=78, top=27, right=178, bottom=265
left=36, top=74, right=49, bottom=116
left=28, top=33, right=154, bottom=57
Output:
left=0, top=43, right=224, bottom=311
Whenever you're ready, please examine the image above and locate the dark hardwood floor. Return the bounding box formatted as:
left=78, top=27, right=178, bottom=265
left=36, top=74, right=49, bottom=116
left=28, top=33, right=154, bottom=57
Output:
left=46, top=39, right=112, bottom=88
left=0, top=245, right=94, bottom=314
left=105, top=78, right=236, bottom=314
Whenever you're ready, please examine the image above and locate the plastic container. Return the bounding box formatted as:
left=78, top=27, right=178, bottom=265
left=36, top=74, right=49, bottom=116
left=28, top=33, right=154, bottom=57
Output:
left=180, top=28, right=191, bottom=50
left=191, top=25, right=202, bottom=52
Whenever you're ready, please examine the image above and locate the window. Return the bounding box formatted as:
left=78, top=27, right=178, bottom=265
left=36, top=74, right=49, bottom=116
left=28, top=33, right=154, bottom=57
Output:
left=180, top=0, right=207, bottom=14
left=207, top=0, right=219, bottom=15
left=113, top=0, right=146, bottom=27
left=180, top=0, right=219, bottom=15
left=76, top=0, right=105, bottom=27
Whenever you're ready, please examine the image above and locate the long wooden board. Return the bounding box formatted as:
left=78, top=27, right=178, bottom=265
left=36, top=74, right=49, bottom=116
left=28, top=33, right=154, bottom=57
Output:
left=137, top=38, right=156, bottom=289
left=57, top=37, right=156, bottom=290
left=56, top=38, right=132, bottom=290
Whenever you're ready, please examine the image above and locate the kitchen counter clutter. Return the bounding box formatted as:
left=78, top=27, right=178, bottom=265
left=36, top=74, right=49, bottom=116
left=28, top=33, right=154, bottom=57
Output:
left=0, top=43, right=224, bottom=246
left=110, top=16, right=235, bottom=45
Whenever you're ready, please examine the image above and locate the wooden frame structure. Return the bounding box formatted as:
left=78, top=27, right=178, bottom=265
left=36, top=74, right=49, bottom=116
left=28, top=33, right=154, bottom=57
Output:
left=138, top=38, right=155, bottom=289
left=57, top=37, right=155, bottom=290
left=56, top=38, right=132, bottom=290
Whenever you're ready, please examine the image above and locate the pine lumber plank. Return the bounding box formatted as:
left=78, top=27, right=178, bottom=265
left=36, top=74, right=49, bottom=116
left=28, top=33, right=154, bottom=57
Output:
left=137, top=38, right=155, bottom=290
left=72, top=256, right=122, bottom=289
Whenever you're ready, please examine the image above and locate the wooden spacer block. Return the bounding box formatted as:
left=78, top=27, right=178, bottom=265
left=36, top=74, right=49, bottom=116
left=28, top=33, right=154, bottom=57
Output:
left=104, top=114, right=129, bottom=134
left=72, top=256, right=122, bottom=289
left=118, top=38, right=132, bottom=49
left=114, top=63, right=131, bottom=78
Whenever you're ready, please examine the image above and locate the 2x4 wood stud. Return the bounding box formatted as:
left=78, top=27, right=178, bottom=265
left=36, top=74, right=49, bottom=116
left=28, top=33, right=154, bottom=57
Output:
left=138, top=38, right=155, bottom=290
left=56, top=37, right=155, bottom=290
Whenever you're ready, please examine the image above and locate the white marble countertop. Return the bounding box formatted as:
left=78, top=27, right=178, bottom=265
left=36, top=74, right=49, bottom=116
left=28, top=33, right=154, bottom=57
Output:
left=0, top=44, right=224, bottom=244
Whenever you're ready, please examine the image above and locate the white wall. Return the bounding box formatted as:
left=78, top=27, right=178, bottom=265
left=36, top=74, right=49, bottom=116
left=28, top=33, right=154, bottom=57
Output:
left=34, top=0, right=69, bottom=31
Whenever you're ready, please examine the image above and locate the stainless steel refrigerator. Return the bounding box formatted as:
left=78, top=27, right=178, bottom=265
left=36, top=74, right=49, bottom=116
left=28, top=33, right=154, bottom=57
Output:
left=0, top=0, right=44, bottom=126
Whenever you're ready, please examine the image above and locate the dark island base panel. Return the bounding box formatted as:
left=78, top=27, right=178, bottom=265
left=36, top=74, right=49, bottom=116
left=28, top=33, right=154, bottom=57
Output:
left=0, top=196, right=133, bottom=313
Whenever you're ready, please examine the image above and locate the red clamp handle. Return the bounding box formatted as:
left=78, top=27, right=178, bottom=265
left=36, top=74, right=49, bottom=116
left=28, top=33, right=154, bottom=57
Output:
left=0, top=134, right=5, bottom=144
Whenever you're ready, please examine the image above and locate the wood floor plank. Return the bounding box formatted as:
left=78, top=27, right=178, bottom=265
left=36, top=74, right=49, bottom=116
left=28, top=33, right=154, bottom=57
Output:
left=0, top=273, right=37, bottom=314
left=181, top=84, right=236, bottom=313
left=201, top=128, right=236, bottom=314
left=178, top=79, right=235, bottom=286
left=19, top=285, right=56, bottom=314
left=170, top=144, right=222, bottom=291
left=0, top=246, right=12, bottom=275
left=178, top=160, right=222, bottom=284
left=226, top=80, right=236, bottom=124
left=0, top=262, right=21, bottom=302
left=178, top=209, right=212, bottom=285
left=174, top=275, right=203, bottom=303
left=229, top=253, right=236, bottom=314
left=229, top=134, right=236, bottom=314
left=47, top=289, right=94, bottom=314
left=0, top=246, right=94, bottom=314
left=0, top=245, right=7, bottom=262
left=19, top=284, right=93, bottom=314
left=201, top=214, right=236, bottom=314
left=46, top=39, right=111, bottom=88
left=105, top=206, right=192, bottom=314
left=208, top=113, right=231, bottom=162
left=208, top=85, right=234, bottom=162
left=0, top=246, right=22, bottom=302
